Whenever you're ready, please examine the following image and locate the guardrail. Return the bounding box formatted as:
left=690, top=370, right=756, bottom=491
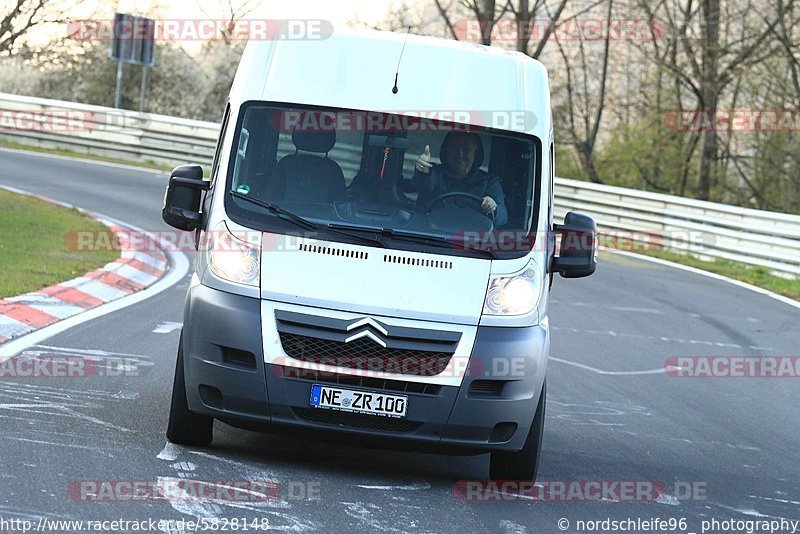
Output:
left=0, top=93, right=219, bottom=168
left=2, top=92, right=799, bottom=278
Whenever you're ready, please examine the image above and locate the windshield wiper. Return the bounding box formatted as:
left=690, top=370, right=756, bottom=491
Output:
left=230, top=192, right=384, bottom=247
left=229, top=191, right=317, bottom=231
left=323, top=223, right=388, bottom=248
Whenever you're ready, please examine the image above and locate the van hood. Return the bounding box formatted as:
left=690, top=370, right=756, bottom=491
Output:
left=259, top=237, right=491, bottom=325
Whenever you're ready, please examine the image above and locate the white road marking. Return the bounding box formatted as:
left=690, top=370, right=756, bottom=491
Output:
left=153, top=322, right=183, bottom=334
left=655, top=493, right=681, bottom=506
left=748, top=494, right=800, bottom=506
left=157, top=442, right=183, bottom=461
left=710, top=502, right=772, bottom=518
left=356, top=483, right=430, bottom=491
left=170, top=461, right=197, bottom=471
left=550, top=357, right=672, bottom=375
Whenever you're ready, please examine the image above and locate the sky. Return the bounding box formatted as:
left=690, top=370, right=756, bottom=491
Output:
left=115, top=0, right=398, bottom=26
left=25, top=0, right=409, bottom=51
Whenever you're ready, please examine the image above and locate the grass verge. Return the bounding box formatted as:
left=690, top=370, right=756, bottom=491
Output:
left=0, top=189, right=120, bottom=298
left=601, top=238, right=800, bottom=302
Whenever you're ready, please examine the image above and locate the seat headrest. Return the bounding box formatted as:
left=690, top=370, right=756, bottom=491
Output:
left=292, top=130, right=336, bottom=153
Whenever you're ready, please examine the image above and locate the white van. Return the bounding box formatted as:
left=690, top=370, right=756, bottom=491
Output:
left=162, top=28, right=596, bottom=481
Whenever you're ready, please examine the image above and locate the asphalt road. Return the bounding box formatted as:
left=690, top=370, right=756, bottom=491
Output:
left=1, top=148, right=799, bottom=533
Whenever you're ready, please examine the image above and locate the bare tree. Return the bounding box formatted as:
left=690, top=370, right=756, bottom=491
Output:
left=431, top=0, right=570, bottom=58
left=553, top=0, right=614, bottom=183
left=0, top=0, right=92, bottom=55
left=193, top=0, right=263, bottom=45
left=638, top=0, right=793, bottom=200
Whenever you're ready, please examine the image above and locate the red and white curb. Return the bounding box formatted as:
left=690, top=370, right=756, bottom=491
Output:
left=0, top=186, right=168, bottom=345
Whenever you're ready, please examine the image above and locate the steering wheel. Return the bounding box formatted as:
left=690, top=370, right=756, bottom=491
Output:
left=425, top=191, right=494, bottom=232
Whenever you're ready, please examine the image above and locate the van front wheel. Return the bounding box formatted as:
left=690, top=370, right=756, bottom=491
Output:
left=489, top=381, right=546, bottom=481
left=166, top=337, right=213, bottom=446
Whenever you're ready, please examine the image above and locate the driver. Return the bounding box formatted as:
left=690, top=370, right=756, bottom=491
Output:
left=413, top=131, right=508, bottom=227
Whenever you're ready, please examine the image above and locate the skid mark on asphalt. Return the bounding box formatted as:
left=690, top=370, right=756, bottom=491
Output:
left=341, top=502, right=420, bottom=533
left=0, top=381, right=133, bottom=431
left=550, top=300, right=664, bottom=315
left=548, top=398, right=651, bottom=426
left=0, top=504, right=70, bottom=522
left=499, top=519, right=528, bottom=533
left=615, top=430, right=761, bottom=451
left=15, top=345, right=156, bottom=376
left=551, top=299, right=765, bottom=324
left=552, top=326, right=774, bottom=351
left=156, top=444, right=319, bottom=533
left=4, top=435, right=113, bottom=452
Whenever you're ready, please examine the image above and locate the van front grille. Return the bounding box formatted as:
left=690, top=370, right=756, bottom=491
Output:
left=278, top=333, right=453, bottom=376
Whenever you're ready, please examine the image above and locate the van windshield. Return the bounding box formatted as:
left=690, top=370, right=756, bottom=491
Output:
left=223, top=103, right=542, bottom=259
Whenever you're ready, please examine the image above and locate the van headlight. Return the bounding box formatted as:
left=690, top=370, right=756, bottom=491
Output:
left=483, top=260, right=541, bottom=315
left=207, top=221, right=260, bottom=286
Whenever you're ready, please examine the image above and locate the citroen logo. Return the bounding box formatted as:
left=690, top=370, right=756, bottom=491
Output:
left=344, top=317, right=389, bottom=347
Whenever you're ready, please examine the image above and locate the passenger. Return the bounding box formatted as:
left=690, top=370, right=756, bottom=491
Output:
left=413, top=131, right=508, bottom=227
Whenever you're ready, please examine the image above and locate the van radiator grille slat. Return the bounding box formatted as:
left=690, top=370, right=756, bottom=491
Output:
left=279, top=333, right=453, bottom=376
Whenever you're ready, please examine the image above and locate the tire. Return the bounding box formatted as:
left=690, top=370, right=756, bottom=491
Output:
left=489, top=380, right=546, bottom=481
left=166, top=336, right=213, bottom=446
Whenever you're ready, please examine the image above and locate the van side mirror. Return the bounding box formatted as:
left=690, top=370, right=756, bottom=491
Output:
left=162, top=165, right=210, bottom=231
left=552, top=211, right=597, bottom=278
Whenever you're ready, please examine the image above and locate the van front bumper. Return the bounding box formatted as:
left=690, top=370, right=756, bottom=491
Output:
left=182, top=284, right=548, bottom=452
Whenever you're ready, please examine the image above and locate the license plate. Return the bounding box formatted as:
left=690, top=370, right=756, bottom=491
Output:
left=309, top=384, right=408, bottom=418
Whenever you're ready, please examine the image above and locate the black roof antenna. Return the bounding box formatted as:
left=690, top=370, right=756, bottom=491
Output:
left=392, top=26, right=412, bottom=94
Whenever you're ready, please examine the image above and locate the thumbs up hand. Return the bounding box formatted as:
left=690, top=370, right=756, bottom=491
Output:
left=415, top=144, right=432, bottom=174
